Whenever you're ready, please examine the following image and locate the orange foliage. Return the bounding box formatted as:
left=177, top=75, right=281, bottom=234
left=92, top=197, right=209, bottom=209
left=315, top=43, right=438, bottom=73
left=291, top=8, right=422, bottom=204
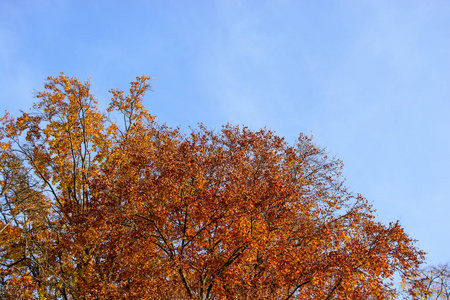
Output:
left=0, top=74, right=424, bottom=299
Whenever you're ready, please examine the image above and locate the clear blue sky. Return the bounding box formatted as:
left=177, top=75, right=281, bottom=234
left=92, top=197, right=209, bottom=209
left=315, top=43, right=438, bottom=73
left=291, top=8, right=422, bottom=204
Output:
left=1, top=0, right=449, bottom=266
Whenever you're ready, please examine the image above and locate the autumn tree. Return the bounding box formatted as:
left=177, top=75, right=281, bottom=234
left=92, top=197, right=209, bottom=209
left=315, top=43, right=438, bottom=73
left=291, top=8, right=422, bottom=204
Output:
left=0, top=74, right=114, bottom=299
left=0, top=73, right=425, bottom=299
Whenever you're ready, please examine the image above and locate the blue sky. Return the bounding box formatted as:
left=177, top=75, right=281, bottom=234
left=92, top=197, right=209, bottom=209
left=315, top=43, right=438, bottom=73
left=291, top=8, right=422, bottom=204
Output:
left=1, top=0, right=449, bottom=266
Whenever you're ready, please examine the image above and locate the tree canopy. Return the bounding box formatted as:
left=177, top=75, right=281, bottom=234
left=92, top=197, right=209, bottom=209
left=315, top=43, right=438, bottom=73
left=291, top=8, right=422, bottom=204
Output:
left=0, top=74, right=425, bottom=299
